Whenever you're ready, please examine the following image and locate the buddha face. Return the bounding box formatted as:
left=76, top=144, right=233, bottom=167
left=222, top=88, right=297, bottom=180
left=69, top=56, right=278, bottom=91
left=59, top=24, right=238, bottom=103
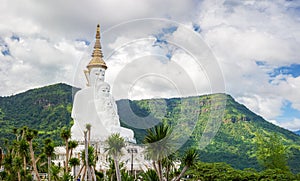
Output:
left=89, top=67, right=105, bottom=86
left=98, top=83, right=110, bottom=97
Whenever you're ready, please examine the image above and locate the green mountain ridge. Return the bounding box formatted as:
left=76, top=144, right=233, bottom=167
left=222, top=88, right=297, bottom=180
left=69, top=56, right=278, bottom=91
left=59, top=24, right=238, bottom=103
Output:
left=0, top=83, right=300, bottom=173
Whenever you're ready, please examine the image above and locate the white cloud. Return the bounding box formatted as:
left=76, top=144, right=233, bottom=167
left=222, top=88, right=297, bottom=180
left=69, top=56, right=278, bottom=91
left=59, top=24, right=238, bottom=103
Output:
left=0, top=35, right=86, bottom=95
left=237, top=94, right=284, bottom=120
left=277, top=76, right=300, bottom=111
left=196, top=0, right=300, bottom=127
left=277, top=118, right=300, bottom=132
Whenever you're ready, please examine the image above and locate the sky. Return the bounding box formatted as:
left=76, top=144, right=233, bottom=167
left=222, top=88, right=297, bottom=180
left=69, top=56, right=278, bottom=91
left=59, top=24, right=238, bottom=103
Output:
left=0, top=0, right=300, bottom=131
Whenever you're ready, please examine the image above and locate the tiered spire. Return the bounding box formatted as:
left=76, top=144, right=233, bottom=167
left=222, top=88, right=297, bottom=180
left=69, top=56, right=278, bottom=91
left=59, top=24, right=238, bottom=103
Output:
left=86, top=24, right=107, bottom=70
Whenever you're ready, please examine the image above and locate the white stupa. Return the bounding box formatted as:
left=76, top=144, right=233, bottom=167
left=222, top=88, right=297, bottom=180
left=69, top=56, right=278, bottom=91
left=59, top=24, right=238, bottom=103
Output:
left=71, top=24, right=135, bottom=143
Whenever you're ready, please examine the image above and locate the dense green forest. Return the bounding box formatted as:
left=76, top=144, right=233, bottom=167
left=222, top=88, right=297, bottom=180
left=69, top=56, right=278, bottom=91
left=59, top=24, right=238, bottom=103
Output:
left=0, top=84, right=73, bottom=146
left=0, top=83, right=300, bottom=173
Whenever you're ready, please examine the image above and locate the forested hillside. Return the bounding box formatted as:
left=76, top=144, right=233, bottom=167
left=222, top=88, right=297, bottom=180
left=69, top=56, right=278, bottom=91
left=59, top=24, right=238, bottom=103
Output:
left=0, top=83, right=300, bottom=173
left=0, top=83, right=73, bottom=146
left=118, top=94, right=300, bottom=173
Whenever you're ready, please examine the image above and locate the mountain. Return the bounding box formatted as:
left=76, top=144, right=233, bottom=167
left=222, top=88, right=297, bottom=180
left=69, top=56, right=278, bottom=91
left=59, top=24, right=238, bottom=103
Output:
left=0, top=83, right=74, bottom=146
left=295, top=130, right=300, bottom=135
left=0, top=83, right=300, bottom=173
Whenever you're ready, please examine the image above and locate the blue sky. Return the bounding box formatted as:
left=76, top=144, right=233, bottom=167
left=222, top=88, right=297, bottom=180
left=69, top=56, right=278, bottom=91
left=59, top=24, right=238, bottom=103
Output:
left=0, top=0, right=300, bottom=131
left=270, top=64, right=300, bottom=78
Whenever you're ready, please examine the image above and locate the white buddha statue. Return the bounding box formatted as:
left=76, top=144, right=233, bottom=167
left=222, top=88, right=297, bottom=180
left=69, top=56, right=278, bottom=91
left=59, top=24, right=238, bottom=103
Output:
left=94, top=80, right=134, bottom=140
left=71, top=24, right=135, bottom=142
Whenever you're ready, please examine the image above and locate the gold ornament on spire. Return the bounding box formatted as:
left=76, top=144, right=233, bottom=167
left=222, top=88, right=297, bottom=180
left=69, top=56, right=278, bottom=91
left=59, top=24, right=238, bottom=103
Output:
left=86, top=24, right=107, bottom=70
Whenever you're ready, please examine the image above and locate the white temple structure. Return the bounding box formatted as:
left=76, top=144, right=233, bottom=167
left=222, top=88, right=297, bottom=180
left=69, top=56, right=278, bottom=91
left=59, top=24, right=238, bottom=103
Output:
left=53, top=25, right=151, bottom=179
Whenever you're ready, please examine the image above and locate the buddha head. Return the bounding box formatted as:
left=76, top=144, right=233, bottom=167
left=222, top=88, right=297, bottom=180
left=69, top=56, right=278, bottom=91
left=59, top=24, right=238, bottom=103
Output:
left=96, top=81, right=110, bottom=98
left=86, top=67, right=106, bottom=86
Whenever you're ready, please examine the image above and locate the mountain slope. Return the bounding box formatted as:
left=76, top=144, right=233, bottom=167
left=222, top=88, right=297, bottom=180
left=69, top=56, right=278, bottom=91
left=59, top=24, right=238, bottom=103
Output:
left=118, top=94, right=300, bottom=173
left=295, top=130, right=300, bottom=135
left=0, top=83, right=300, bottom=173
left=0, top=83, right=74, bottom=146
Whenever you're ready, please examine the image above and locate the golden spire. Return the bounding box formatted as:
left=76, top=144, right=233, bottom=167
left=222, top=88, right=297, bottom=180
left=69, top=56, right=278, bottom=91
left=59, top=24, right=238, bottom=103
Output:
left=86, top=24, right=107, bottom=70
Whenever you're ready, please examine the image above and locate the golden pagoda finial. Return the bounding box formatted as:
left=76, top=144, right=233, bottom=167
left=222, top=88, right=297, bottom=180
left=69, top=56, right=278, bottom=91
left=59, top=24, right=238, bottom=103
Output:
left=86, top=24, right=107, bottom=70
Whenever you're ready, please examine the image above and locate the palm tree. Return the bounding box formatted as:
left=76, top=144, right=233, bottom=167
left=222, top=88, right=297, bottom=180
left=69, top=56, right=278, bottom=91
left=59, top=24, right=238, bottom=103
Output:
left=12, top=156, right=22, bottom=181
left=25, top=129, right=40, bottom=181
left=86, top=124, right=92, bottom=145
left=44, top=138, right=55, bottom=181
left=13, top=128, right=20, bottom=141
left=17, top=127, right=30, bottom=177
left=105, top=133, right=125, bottom=181
left=50, top=165, right=61, bottom=181
left=68, top=140, right=78, bottom=159
left=18, top=138, right=29, bottom=176
left=143, top=123, right=172, bottom=181
left=60, top=127, right=71, bottom=173
left=143, top=169, right=159, bottom=181
left=78, top=146, right=96, bottom=180
left=163, top=153, right=176, bottom=181
left=69, top=157, right=80, bottom=179
left=106, top=158, right=116, bottom=181
left=3, top=152, right=14, bottom=179
left=172, top=148, right=198, bottom=181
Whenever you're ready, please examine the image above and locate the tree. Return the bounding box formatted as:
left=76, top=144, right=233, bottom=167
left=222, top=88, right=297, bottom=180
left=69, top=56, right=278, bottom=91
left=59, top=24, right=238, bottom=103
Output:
left=44, top=138, right=55, bottom=181
left=255, top=133, right=290, bottom=171
left=105, top=133, right=125, bottom=181
left=68, top=140, right=78, bottom=159
left=3, top=152, right=15, bottom=179
left=162, top=153, right=178, bottom=181
left=60, top=127, right=71, bottom=173
left=78, top=146, right=96, bottom=180
left=143, top=123, right=172, bottom=181
left=106, top=158, right=116, bottom=181
left=12, top=156, right=22, bottom=181
left=18, top=139, right=29, bottom=175
left=143, top=169, right=159, bottom=181
left=25, top=129, right=40, bottom=181
left=69, top=157, right=80, bottom=179
left=50, top=165, right=61, bottom=181
left=190, top=162, right=244, bottom=180
left=86, top=124, right=92, bottom=145
left=1, top=128, right=32, bottom=181
left=172, top=148, right=198, bottom=181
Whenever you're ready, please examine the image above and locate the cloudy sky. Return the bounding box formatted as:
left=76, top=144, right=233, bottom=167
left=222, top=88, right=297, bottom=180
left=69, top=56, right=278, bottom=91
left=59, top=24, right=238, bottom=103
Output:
left=0, top=0, right=300, bottom=131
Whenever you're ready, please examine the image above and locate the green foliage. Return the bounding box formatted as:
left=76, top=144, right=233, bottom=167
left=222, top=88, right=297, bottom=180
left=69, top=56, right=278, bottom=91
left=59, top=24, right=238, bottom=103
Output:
left=1, top=83, right=300, bottom=174
left=105, top=133, right=126, bottom=181
left=44, top=138, right=55, bottom=157
left=182, top=148, right=199, bottom=167
left=81, top=146, right=96, bottom=166
left=0, top=83, right=73, bottom=147
left=259, top=169, right=296, bottom=180
left=105, top=133, right=125, bottom=158
left=50, top=165, right=61, bottom=181
left=255, top=132, right=290, bottom=171
left=121, top=170, right=134, bottom=181
left=143, top=123, right=174, bottom=181
left=144, top=123, right=173, bottom=161
left=61, top=173, right=72, bottom=181
left=69, top=157, right=80, bottom=167
left=188, top=162, right=298, bottom=180
left=60, top=127, right=71, bottom=142
left=190, top=162, right=245, bottom=180
left=142, top=169, right=159, bottom=181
